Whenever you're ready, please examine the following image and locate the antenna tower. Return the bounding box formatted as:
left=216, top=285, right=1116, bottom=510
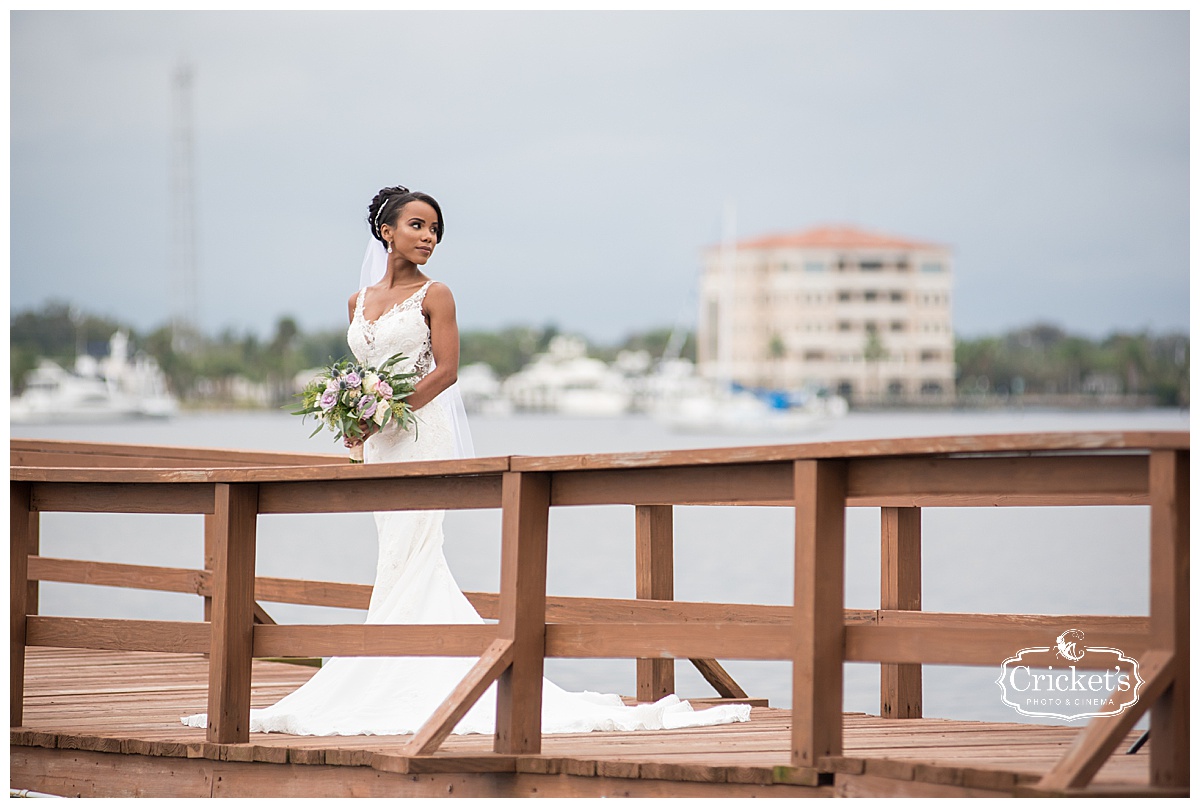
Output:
left=170, top=62, right=199, bottom=349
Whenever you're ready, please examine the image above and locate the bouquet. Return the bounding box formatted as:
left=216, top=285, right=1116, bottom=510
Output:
left=293, top=353, right=418, bottom=462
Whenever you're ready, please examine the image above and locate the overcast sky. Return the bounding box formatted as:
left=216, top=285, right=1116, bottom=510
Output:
left=10, top=10, right=1190, bottom=343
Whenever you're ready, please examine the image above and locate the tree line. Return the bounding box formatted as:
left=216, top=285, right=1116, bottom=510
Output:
left=9, top=302, right=694, bottom=406
left=10, top=302, right=1188, bottom=407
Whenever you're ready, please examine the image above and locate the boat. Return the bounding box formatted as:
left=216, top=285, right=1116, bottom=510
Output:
left=11, top=331, right=179, bottom=424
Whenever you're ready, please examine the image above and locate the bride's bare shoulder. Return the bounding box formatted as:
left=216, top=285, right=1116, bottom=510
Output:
left=347, top=288, right=362, bottom=323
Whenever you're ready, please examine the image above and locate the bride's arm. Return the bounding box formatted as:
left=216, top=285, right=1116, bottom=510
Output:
left=404, top=282, right=459, bottom=411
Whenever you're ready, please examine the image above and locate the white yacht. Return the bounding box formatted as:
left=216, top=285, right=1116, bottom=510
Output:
left=11, top=332, right=179, bottom=424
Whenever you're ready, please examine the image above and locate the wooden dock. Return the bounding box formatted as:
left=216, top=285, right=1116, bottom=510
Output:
left=12, top=648, right=1162, bottom=797
left=10, top=433, right=1189, bottom=797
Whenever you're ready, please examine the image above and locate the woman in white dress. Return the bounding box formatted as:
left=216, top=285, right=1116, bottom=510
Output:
left=183, top=186, right=750, bottom=736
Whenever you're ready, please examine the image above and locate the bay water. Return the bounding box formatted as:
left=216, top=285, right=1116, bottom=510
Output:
left=12, top=406, right=1188, bottom=725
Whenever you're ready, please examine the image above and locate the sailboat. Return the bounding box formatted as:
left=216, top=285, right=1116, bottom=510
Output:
left=647, top=202, right=846, bottom=434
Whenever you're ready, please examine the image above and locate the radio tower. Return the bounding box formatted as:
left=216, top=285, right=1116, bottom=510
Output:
left=170, top=62, right=199, bottom=350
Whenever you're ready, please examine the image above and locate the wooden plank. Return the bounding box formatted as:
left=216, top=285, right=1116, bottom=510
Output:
left=12, top=455, right=509, bottom=484
left=25, top=617, right=210, bottom=653
left=27, top=511, right=40, bottom=616
left=875, top=611, right=1149, bottom=632
left=635, top=505, right=675, bottom=701
left=28, top=556, right=209, bottom=596
left=509, top=431, right=1188, bottom=472
left=846, top=455, right=1149, bottom=507
left=791, top=459, right=847, bottom=767
left=688, top=658, right=749, bottom=699
left=11, top=481, right=32, bottom=726
left=494, top=471, right=550, bottom=755
left=257, top=474, right=503, bottom=514
left=1037, top=649, right=1175, bottom=791
left=204, top=514, right=216, bottom=622
left=547, top=463, right=792, bottom=506
left=545, top=623, right=790, bottom=660
left=880, top=506, right=922, bottom=719
left=1148, top=448, right=1189, bottom=788
left=252, top=624, right=498, bottom=657
left=10, top=438, right=341, bottom=467
left=846, top=624, right=1151, bottom=666
left=206, top=483, right=258, bottom=744
left=408, top=639, right=514, bottom=755
left=30, top=482, right=215, bottom=514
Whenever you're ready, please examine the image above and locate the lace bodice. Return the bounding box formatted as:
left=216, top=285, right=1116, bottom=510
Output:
left=347, top=281, right=435, bottom=379
left=346, top=280, right=453, bottom=464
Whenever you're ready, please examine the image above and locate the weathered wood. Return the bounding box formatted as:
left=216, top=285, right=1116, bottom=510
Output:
left=25, top=616, right=210, bottom=653
left=256, top=475, right=503, bottom=513
left=206, top=483, right=259, bottom=744
left=791, top=459, right=847, bottom=767
left=408, top=639, right=514, bottom=755
left=880, top=506, right=921, bottom=719
left=28, top=556, right=209, bottom=596
left=1148, top=448, right=1189, bottom=788
left=204, top=514, right=216, bottom=622
left=550, top=463, right=794, bottom=507
left=846, top=455, right=1149, bottom=507
left=688, top=658, right=749, bottom=699
left=27, top=511, right=40, bottom=616
left=12, top=455, right=509, bottom=484
left=494, top=472, right=550, bottom=755
left=11, top=481, right=32, bottom=726
left=252, top=624, right=498, bottom=657
left=1037, top=649, right=1175, bottom=791
left=635, top=505, right=675, bottom=701
left=509, top=431, right=1188, bottom=472
left=545, top=623, right=789, bottom=660
left=30, top=482, right=215, bottom=514
left=10, top=438, right=340, bottom=468
left=845, top=624, right=1151, bottom=666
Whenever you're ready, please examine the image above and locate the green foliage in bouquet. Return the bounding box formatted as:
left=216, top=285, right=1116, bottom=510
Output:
left=292, top=352, right=418, bottom=444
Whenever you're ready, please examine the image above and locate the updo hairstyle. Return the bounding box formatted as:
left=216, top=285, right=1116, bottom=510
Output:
left=367, top=185, right=445, bottom=246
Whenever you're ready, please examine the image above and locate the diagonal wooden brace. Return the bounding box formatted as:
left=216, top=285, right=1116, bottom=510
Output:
left=406, top=638, right=515, bottom=756
left=1037, top=649, right=1175, bottom=791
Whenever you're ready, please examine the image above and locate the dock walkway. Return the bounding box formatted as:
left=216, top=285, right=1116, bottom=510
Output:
left=13, top=648, right=1157, bottom=797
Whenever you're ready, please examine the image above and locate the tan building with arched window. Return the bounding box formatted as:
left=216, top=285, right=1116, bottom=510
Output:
left=698, top=225, right=955, bottom=405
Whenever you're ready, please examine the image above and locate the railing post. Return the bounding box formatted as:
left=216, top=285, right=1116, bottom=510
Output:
left=880, top=506, right=922, bottom=718
left=1149, top=449, right=1188, bottom=788
left=203, top=514, right=217, bottom=622
left=206, top=483, right=259, bottom=744
left=636, top=504, right=675, bottom=701
left=11, top=482, right=33, bottom=727
left=494, top=471, right=550, bottom=755
left=27, top=511, right=40, bottom=617
left=792, top=459, right=847, bottom=769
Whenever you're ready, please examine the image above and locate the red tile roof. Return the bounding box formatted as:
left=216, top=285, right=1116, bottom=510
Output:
left=718, top=224, right=946, bottom=252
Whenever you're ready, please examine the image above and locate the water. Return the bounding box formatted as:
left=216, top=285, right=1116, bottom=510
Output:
left=13, top=407, right=1188, bottom=725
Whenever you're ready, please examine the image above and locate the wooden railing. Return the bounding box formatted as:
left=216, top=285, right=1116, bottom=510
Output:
left=9, top=433, right=1189, bottom=792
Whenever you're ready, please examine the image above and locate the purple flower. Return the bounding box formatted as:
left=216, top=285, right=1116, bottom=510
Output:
left=358, top=396, right=378, bottom=419
left=319, top=390, right=338, bottom=411
left=343, top=371, right=362, bottom=389
left=376, top=380, right=393, bottom=400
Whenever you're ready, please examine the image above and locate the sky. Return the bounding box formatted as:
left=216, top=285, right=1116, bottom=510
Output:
left=10, top=10, right=1191, bottom=343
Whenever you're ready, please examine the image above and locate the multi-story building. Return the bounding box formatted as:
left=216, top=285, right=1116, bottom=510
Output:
left=697, top=225, right=955, bottom=405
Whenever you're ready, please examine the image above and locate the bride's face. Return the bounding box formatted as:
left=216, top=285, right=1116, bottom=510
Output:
left=383, top=200, right=440, bottom=265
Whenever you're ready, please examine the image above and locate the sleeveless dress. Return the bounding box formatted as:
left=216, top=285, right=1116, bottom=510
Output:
left=182, top=281, right=751, bottom=736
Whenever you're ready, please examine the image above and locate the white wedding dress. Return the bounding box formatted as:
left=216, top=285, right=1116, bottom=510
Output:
left=183, top=280, right=750, bottom=736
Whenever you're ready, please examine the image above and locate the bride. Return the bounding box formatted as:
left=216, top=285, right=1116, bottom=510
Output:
left=183, top=185, right=750, bottom=736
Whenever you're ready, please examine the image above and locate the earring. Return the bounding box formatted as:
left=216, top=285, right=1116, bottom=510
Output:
left=386, top=242, right=393, bottom=254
